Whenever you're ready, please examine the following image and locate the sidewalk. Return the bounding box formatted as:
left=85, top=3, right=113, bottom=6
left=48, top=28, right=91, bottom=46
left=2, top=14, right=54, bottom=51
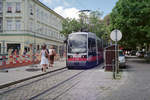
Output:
left=0, top=58, right=66, bottom=89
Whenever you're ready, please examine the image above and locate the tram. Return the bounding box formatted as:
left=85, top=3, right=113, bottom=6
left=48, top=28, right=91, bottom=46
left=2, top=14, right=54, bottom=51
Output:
left=66, top=32, right=103, bottom=69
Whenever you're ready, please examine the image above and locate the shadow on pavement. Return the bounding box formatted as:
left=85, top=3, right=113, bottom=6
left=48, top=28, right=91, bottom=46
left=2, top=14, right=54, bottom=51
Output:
left=127, top=57, right=150, bottom=64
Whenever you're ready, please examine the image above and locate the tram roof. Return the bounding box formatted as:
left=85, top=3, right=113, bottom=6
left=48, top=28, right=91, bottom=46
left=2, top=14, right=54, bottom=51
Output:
left=70, top=32, right=95, bottom=35
left=69, top=32, right=101, bottom=40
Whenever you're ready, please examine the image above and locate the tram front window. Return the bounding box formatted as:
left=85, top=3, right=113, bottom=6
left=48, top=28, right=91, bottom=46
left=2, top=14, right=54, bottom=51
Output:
left=68, top=34, right=87, bottom=53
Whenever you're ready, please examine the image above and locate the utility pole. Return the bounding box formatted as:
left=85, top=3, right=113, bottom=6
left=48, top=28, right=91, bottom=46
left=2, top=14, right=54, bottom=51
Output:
left=26, top=30, right=38, bottom=71
left=33, top=31, right=36, bottom=64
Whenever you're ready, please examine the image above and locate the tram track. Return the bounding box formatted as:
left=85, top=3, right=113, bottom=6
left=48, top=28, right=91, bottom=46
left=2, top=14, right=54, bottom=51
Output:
left=29, top=70, right=85, bottom=100
left=0, top=68, right=86, bottom=100
left=0, top=67, right=67, bottom=89
left=0, top=68, right=68, bottom=94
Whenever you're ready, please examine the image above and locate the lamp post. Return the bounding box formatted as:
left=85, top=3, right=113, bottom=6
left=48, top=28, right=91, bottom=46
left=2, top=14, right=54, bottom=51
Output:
left=33, top=28, right=42, bottom=63
left=26, top=28, right=42, bottom=71
left=33, top=31, right=36, bottom=64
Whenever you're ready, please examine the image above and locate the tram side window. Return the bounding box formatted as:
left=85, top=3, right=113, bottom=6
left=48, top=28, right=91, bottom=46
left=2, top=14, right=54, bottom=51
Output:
left=0, top=44, right=1, bottom=54
left=97, top=40, right=102, bottom=51
left=88, top=38, right=96, bottom=52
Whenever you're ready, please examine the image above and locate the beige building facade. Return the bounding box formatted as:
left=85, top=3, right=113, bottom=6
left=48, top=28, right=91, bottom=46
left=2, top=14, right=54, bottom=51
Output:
left=0, top=0, right=65, bottom=54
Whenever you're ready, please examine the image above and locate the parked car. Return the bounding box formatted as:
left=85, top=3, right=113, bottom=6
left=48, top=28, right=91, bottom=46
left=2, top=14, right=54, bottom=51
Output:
left=136, top=51, right=140, bottom=56
left=136, top=51, right=144, bottom=57
left=144, top=52, right=150, bottom=59
left=119, top=51, right=126, bottom=68
left=130, top=50, right=136, bottom=56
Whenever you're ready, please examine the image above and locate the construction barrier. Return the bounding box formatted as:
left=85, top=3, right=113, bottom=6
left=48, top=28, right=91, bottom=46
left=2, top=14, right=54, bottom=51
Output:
left=0, top=52, right=63, bottom=69
left=0, top=49, right=41, bottom=69
left=0, top=54, right=40, bottom=69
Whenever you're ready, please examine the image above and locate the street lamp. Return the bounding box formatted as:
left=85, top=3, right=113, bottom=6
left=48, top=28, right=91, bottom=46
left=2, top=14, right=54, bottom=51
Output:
left=33, top=28, right=42, bottom=63
left=26, top=28, right=42, bottom=71
left=33, top=31, right=36, bottom=63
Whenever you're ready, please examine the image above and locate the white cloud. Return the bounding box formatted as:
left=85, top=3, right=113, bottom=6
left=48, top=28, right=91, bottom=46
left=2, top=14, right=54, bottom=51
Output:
left=54, top=6, right=79, bottom=19
left=42, top=0, right=53, bottom=5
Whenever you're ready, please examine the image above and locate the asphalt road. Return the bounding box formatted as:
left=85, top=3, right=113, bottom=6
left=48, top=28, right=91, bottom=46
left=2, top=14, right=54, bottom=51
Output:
left=102, top=57, right=150, bottom=100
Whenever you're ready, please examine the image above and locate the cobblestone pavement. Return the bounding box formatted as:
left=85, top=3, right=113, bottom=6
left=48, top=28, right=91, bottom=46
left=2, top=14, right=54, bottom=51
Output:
left=0, top=64, right=127, bottom=100
left=101, top=57, right=150, bottom=100
left=0, top=59, right=66, bottom=87
left=0, top=68, right=85, bottom=100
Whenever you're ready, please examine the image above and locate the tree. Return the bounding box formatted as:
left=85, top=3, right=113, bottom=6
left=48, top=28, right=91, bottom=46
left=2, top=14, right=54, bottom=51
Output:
left=60, top=10, right=108, bottom=39
left=110, top=0, right=150, bottom=50
left=88, top=11, right=107, bottom=38
left=60, top=18, right=81, bottom=36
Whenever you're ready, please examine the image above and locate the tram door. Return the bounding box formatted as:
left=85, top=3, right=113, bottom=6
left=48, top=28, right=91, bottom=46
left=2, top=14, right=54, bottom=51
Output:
left=88, top=38, right=96, bottom=66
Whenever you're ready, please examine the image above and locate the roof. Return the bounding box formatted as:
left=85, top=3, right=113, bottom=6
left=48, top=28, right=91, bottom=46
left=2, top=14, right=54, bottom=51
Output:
left=34, top=0, right=65, bottom=20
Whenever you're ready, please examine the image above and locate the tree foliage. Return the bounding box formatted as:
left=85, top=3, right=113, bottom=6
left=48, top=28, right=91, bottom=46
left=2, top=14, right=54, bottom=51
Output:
left=110, top=0, right=150, bottom=49
left=60, top=11, right=108, bottom=39
left=60, top=18, right=81, bottom=36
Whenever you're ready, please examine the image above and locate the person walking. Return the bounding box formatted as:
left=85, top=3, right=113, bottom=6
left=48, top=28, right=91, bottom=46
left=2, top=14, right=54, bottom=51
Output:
left=40, top=44, right=49, bottom=72
left=49, top=45, right=56, bottom=67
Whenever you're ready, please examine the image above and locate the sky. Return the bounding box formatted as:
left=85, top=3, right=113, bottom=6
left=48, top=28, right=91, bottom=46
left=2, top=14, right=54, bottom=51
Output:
left=39, top=0, right=118, bottom=19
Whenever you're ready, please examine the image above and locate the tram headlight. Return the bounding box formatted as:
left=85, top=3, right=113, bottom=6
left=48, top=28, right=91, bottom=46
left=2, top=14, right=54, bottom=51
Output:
left=68, top=55, right=73, bottom=58
left=81, top=55, right=87, bottom=58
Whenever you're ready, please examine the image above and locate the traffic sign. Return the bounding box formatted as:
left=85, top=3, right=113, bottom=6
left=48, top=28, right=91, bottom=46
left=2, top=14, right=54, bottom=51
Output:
left=110, top=29, right=122, bottom=41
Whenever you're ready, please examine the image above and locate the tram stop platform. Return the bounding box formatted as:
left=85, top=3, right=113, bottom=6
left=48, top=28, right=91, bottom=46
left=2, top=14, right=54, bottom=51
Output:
left=0, top=58, right=66, bottom=89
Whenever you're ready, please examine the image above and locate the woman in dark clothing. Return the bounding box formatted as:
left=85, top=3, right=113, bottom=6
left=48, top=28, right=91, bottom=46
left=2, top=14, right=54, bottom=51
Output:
left=49, top=46, right=56, bottom=67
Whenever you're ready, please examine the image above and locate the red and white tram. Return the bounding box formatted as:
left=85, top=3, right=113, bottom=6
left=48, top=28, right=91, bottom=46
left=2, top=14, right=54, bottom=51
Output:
left=66, top=32, right=103, bottom=69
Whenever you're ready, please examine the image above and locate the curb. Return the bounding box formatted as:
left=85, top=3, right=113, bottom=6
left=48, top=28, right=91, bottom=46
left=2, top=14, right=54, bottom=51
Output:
left=0, top=67, right=67, bottom=89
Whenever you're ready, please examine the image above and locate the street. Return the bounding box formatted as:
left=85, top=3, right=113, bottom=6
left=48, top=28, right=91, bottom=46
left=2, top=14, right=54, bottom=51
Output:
left=0, top=57, right=150, bottom=100
left=0, top=64, right=124, bottom=100
left=0, top=0, right=149, bottom=99
left=102, top=57, right=150, bottom=100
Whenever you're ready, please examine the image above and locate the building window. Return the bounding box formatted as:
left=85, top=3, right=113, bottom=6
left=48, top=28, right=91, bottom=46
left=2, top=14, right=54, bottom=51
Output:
left=0, top=26, right=2, bottom=31
left=41, top=11, right=43, bottom=20
left=0, top=44, right=1, bottom=54
left=7, top=2, right=12, bottom=13
left=15, top=20, right=21, bottom=31
left=37, top=23, right=40, bottom=33
left=0, top=19, right=2, bottom=31
left=16, top=2, right=21, bottom=13
left=0, top=19, right=2, bottom=25
left=29, top=21, right=33, bottom=32
left=7, top=20, right=12, bottom=31
left=45, top=13, right=48, bottom=23
left=0, top=2, right=2, bottom=13
left=7, top=44, right=20, bottom=54
left=30, top=4, right=33, bottom=15
left=36, top=8, right=39, bottom=18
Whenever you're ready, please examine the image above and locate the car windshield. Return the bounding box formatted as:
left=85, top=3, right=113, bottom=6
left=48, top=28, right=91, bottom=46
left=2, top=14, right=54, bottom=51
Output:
left=68, top=34, right=87, bottom=53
